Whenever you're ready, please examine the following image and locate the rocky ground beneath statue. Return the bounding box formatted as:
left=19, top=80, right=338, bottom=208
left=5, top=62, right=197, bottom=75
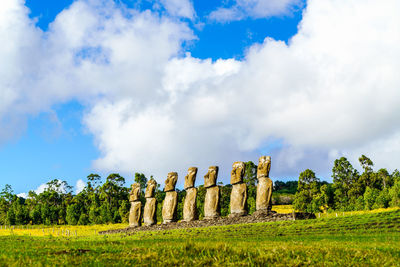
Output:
left=99, top=212, right=315, bottom=235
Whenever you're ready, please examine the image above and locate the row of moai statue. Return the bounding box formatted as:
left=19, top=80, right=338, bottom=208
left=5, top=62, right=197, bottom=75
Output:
left=129, top=156, right=273, bottom=227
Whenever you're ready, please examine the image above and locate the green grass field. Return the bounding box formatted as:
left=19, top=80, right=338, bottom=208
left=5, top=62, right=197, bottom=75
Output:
left=1, top=208, right=400, bottom=266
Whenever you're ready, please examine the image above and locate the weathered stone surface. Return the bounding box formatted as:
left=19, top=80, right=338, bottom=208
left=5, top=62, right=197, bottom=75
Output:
left=230, top=183, right=247, bottom=216
left=204, top=166, right=219, bottom=188
left=129, top=201, right=142, bottom=227
left=184, top=167, right=198, bottom=190
left=129, top=183, right=141, bottom=202
left=230, top=161, right=245, bottom=185
left=164, top=172, right=178, bottom=192
left=143, top=198, right=157, bottom=226
left=256, top=177, right=273, bottom=211
left=183, top=187, right=198, bottom=221
left=145, top=179, right=157, bottom=198
left=257, top=156, right=271, bottom=179
left=204, top=186, right=220, bottom=219
left=162, top=191, right=178, bottom=223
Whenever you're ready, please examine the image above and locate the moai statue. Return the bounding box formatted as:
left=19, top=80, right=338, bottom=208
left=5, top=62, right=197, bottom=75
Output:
left=162, top=172, right=178, bottom=223
left=256, top=156, right=273, bottom=213
left=129, top=183, right=142, bottom=227
left=204, top=166, right=220, bottom=220
left=143, top=179, right=157, bottom=226
left=229, top=161, right=247, bottom=217
left=183, top=167, right=198, bottom=222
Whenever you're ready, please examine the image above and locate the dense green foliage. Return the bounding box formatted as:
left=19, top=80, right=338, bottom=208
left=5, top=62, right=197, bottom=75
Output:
left=2, top=154, right=400, bottom=225
left=0, top=209, right=399, bottom=265
left=293, top=155, right=400, bottom=213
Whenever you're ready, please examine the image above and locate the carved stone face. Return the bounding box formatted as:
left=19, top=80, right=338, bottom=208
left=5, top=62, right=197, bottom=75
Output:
left=129, top=183, right=141, bottom=202
left=184, top=167, right=198, bottom=190
left=164, top=172, right=178, bottom=192
left=145, top=179, right=157, bottom=198
left=231, top=161, right=245, bottom=185
left=204, top=166, right=219, bottom=188
left=257, top=156, right=271, bottom=179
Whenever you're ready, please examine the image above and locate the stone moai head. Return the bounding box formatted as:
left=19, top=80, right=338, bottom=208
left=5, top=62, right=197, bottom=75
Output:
left=184, top=167, right=198, bottom=190
left=204, top=166, right=219, bottom=188
left=145, top=179, right=157, bottom=198
left=230, top=161, right=245, bottom=185
left=257, top=156, right=271, bottom=179
left=164, top=172, right=178, bottom=192
left=129, top=183, right=141, bottom=202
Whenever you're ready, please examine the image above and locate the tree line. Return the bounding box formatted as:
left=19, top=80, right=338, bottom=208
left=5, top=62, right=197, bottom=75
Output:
left=2, top=154, right=396, bottom=225
left=293, top=155, right=400, bottom=213
left=1, top=162, right=282, bottom=225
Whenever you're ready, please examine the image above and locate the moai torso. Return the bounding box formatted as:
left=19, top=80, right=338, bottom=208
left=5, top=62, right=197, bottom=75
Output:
left=162, top=172, right=178, bottom=223
left=204, top=166, right=220, bottom=219
left=256, top=156, right=273, bottom=212
left=183, top=167, right=198, bottom=222
left=230, top=161, right=247, bottom=216
left=129, top=183, right=142, bottom=227
left=144, top=179, right=157, bottom=226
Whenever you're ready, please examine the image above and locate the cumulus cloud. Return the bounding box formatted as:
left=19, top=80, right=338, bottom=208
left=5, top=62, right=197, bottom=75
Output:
left=17, top=192, right=28, bottom=199
left=18, top=182, right=51, bottom=197
left=75, top=179, right=86, bottom=194
left=0, top=0, right=193, bottom=141
left=208, top=0, right=302, bottom=23
left=84, top=0, right=400, bottom=183
left=1, top=0, right=400, bottom=187
left=159, top=0, right=195, bottom=20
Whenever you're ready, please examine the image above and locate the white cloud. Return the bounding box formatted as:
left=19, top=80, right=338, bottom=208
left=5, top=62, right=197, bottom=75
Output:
left=34, top=183, right=48, bottom=194
left=209, top=0, right=302, bottom=22
left=17, top=192, right=28, bottom=199
left=16, top=183, right=46, bottom=198
left=75, top=179, right=86, bottom=194
left=159, top=0, right=195, bottom=20
left=1, top=0, right=400, bottom=187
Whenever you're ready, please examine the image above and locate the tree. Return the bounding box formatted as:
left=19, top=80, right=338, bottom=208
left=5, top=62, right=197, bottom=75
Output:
left=134, top=173, right=148, bottom=193
left=66, top=204, right=80, bottom=225
left=274, top=180, right=298, bottom=194
left=220, top=185, right=232, bottom=216
left=377, top=168, right=393, bottom=189
left=0, top=184, right=14, bottom=204
left=119, top=200, right=130, bottom=223
left=244, top=161, right=257, bottom=186
left=358, top=155, right=381, bottom=191
left=389, top=180, right=400, bottom=207
left=331, top=157, right=359, bottom=210
left=364, top=186, right=379, bottom=210
left=0, top=184, right=14, bottom=225
left=87, top=174, right=101, bottom=191
left=99, top=173, right=128, bottom=223
left=78, top=213, right=89, bottom=225
left=293, top=169, right=324, bottom=213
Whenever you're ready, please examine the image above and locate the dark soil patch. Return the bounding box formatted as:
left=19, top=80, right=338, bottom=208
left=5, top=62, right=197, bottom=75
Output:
left=99, top=212, right=315, bottom=235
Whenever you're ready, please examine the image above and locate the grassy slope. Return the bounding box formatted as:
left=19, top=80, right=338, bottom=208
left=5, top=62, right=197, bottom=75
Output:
left=0, top=208, right=400, bottom=266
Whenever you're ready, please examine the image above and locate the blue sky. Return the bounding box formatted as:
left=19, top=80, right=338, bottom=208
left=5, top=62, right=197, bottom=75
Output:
left=2, top=0, right=304, bottom=194
left=1, top=0, right=399, bottom=195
